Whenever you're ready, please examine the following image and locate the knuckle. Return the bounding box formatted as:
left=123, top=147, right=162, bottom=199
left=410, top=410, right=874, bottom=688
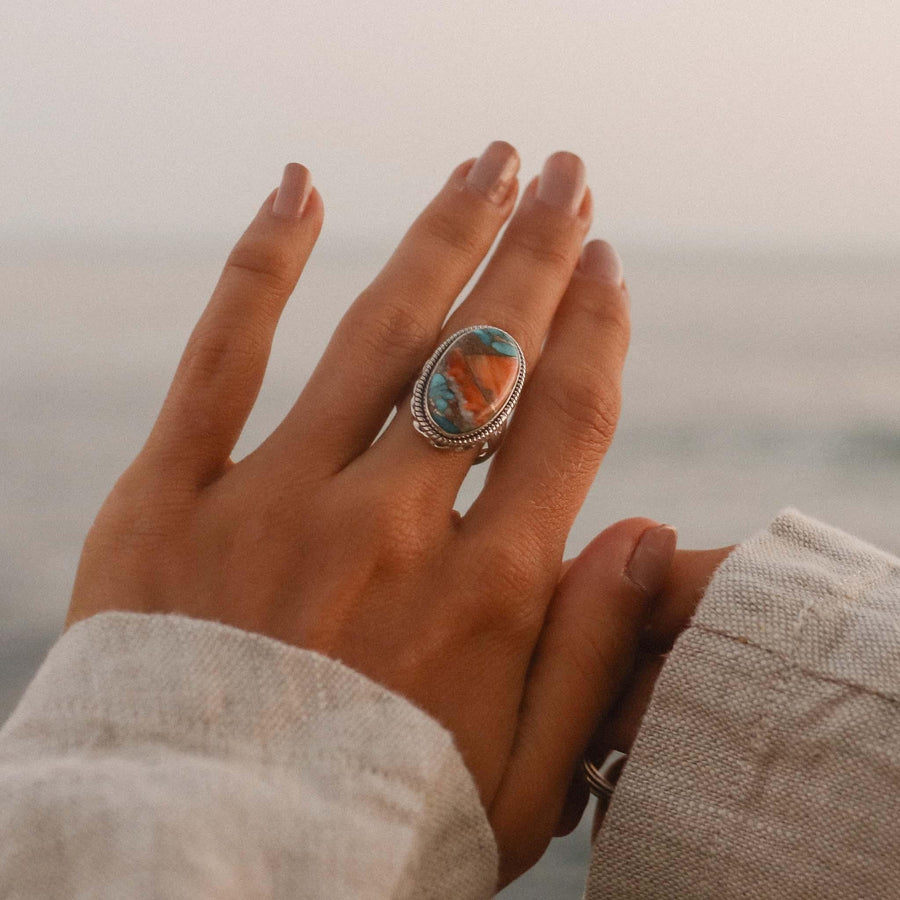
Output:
left=571, top=284, right=631, bottom=345
left=547, top=373, right=621, bottom=453
left=419, top=207, right=485, bottom=260
left=599, top=297, right=632, bottom=355
left=367, top=497, right=431, bottom=578
left=182, top=320, right=266, bottom=386
left=224, top=238, right=297, bottom=298
left=182, top=331, right=230, bottom=383
left=231, top=500, right=297, bottom=555
left=488, top=544, right=533, bottom=596
left=343, top=295, right=433, bottom=367
left=505, top=220, right=577, bottom=278
left=469, top=543, right=542, bottom=638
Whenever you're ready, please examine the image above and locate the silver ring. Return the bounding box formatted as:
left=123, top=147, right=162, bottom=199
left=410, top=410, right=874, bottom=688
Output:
left=410, top=325, right=526, bottom=464
left=582, top=749, right=628, bottom=800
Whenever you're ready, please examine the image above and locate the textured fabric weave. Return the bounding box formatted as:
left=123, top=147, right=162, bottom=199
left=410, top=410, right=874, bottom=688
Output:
left=3, top=510, right=899, bottom=898
left=0, top=613, right=498, bottom=899
left=587, top=510, right=900, bottom=899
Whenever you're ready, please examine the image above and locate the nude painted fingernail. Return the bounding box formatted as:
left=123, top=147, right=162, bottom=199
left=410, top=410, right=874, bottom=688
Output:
left=273, top=163, right=313, bottom=219
left=466, top=141, right=520, bottom=205
left=537, top=151, right=587, bottom=215
left=579, top=240, right=624, bottom=285
left=625, top=525, right=677, bottom=595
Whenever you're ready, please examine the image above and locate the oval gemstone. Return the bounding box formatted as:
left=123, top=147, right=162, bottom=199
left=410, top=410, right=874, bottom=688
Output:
left=426, top=327, right=521, bottom=435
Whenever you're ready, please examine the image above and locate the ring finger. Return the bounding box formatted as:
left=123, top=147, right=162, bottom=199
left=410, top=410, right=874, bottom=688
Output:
left=362, top=151, right=592, bottom=504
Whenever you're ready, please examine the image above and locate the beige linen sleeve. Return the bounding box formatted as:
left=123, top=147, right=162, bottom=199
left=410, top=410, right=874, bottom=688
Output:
left=587, top=509, right=900, bottom=899
left=0, top=612, right=497, bottom=899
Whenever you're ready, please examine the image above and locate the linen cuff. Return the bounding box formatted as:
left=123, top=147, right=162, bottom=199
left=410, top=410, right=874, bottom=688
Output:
left=0, top=611, right=498, bottom=899
left=586, top=509, right=900, bottom=899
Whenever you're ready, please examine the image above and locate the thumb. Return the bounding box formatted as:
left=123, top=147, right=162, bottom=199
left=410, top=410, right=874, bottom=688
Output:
left=489, top=518, right=677, bottom=887
left=643, top=546, right=738, bottom=651
left=586, top=543, right=736, bottom=838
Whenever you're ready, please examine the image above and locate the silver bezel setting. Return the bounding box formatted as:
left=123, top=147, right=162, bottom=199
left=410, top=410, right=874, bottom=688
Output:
left=410, top=324, right=526, bottom=463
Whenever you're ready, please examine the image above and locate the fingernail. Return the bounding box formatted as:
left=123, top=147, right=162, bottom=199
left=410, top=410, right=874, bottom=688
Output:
left=579, top=240, right=624, bottom=285
left=272, top=163, right=313, bottom=219
left=537, top=151, right=587, bottom=215
left=466, top=141, right=520, bottom=205
left=626, top=525, right=677, bottom=595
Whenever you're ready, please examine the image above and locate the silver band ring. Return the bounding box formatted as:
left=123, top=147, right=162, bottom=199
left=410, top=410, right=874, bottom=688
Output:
left=582, top=749, right=628, bottom=800
left=411, top=325, right=526, bottom=464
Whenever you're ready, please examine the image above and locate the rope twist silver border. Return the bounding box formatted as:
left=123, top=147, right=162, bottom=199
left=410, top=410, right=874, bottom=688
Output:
left=410, top=324, right=526, bottom=464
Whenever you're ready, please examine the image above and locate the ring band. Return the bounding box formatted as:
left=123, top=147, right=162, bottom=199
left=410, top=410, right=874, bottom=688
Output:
left=411, top=325, right=526, bottom=464
left=582, top=749, right=628, bottom=800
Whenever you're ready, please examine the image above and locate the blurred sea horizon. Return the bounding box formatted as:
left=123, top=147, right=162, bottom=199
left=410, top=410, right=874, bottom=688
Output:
left=2, top=239, right=898, bottom=897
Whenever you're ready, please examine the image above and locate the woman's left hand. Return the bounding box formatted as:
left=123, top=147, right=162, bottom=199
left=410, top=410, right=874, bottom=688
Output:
left=554, top=544, right=736, bottom=841
left=66, top=147, right=671, bottom=886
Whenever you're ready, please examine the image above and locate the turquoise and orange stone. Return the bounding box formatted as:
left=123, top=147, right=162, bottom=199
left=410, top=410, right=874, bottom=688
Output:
left=426, top=327, right=521, bottom=435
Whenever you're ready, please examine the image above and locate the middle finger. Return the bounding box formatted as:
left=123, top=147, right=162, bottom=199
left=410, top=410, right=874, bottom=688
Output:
left=362, top=152, right=592, bottom=504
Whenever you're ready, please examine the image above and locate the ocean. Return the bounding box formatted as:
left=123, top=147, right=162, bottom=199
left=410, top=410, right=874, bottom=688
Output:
left=2, top=242, right=898, bottom=896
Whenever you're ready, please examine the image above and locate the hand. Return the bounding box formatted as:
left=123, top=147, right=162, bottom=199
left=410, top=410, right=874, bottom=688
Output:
left=552, top=544, right=736, bottom=840
left=67, top=143, right=660, bottom=885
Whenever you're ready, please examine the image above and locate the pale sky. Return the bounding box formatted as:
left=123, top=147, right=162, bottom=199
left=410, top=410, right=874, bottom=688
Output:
left=2, top=0, right=898, bottom=251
